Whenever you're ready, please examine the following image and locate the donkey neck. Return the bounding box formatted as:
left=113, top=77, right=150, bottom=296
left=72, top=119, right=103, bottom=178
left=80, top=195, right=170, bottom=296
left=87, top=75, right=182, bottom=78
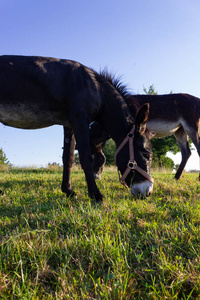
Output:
left=97, top=84, right=134, bottom=147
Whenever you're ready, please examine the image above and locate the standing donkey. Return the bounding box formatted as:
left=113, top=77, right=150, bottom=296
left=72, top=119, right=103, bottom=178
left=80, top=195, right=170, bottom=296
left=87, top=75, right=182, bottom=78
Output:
left=0, top=55, right=154, bottom=201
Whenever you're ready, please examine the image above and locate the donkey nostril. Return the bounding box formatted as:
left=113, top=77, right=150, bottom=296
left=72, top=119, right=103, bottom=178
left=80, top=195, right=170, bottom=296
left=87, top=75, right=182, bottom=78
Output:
left=146, top=188, right=153, bottom=197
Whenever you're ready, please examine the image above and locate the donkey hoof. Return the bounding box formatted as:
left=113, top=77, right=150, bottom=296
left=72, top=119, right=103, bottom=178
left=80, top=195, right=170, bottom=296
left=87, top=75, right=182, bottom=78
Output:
left=95, top=197, right=103, bottom=204
left=89, top=191, right=103, bottom=204
left=64, top=189, right=77, bottom=199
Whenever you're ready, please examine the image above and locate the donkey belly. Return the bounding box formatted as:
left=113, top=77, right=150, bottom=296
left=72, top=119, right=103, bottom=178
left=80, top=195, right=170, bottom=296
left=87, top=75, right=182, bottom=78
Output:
left=147, top=119, right=181, bottom=138
left=0, top=104, right=69, bottom=129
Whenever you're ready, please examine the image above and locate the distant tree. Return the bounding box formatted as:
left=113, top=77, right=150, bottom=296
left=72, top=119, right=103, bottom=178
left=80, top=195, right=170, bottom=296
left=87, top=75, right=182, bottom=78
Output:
left=161, top=157, right=175, bottom=170
left=143, top=84, right=158, bottom=95
left=0, top=148, right=10, bottom=165
left=152, top=152, right=175, bottom=170
left=47, top=162, right=61, bottom=171
left=103, top=139, right=116, bottom=165
left=48, top=162, right=60, bottom=167
left=151, top=135, right=180, bottom=169
left=74, top=151, right=79, bottom=164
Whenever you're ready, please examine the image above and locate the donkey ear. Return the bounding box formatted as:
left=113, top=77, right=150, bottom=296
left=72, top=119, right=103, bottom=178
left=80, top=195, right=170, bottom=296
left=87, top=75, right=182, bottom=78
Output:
left=135, top=103, right=150, bottom=135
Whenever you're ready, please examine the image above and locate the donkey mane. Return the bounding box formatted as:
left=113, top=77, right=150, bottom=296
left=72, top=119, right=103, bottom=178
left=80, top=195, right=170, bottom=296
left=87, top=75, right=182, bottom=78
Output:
left=99, top=69, right=131, bottom=100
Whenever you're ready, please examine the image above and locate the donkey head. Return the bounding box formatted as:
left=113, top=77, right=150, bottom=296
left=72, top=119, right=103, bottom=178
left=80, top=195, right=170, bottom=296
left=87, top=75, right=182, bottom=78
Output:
left=115, top=104, right=154, bottom=197
left=90, top=104, right=154, bottom=197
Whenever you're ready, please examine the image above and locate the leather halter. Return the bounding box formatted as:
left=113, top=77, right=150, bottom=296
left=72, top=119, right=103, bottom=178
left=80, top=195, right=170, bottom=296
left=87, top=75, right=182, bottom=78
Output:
left=114, top=126, right=154, bottom=187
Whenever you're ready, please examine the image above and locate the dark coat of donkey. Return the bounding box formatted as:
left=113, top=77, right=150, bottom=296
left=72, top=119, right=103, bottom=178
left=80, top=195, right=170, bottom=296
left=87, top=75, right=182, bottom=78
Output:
left=90, top=73, right=200, bottom=181
left=0, top=55, right=154, bottom=201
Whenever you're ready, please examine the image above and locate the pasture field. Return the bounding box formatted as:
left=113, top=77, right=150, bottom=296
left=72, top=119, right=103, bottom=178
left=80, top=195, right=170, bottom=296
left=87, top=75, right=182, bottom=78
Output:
left=0, top=166, right=200, bottom=299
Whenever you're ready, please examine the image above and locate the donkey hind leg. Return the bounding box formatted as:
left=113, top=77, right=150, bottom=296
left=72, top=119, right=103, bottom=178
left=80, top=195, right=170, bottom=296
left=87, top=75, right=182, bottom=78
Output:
left=72, top=116, right=103, bottom=203
left=174, top=126, right=191, bottom=180
left=192, top=139, right=200, bottom=180
left=185, top=125, right=200, bottom=180
left=61, top=127, right=76, bottom=198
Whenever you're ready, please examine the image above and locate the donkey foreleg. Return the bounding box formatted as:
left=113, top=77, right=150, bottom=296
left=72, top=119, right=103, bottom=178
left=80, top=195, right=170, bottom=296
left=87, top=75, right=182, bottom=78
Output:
left=174, top=127, right=191, bottom=180
left=71, top=116, right=103, bottom=203
left=61, top=127, right=76, bottom=197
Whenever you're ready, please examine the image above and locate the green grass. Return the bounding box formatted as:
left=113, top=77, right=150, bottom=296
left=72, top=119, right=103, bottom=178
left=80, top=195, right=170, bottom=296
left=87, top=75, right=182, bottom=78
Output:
left=0, top=166, right=200, bottom=299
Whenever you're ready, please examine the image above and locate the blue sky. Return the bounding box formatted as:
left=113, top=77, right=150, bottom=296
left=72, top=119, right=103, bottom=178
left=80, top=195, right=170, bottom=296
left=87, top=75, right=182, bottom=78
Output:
left=0, top=0, right=200, bottom=169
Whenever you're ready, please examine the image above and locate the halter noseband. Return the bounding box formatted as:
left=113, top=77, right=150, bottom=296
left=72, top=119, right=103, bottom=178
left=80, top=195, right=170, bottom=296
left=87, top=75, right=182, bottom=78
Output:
left=114, top=126, right=154, bottom=187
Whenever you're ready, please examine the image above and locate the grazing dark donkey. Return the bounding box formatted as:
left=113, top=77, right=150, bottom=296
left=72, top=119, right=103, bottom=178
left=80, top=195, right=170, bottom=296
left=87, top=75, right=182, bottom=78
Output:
left=90, top=73, right=200, bottom=182
left=0, top=55, right=154, bottom=201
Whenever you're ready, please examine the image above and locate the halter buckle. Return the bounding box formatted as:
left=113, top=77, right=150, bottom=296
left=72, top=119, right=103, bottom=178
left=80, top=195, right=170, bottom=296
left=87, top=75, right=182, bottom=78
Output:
left=128, top=161, right=137, bottom=169
left=127, top=132, right=134, bottom=138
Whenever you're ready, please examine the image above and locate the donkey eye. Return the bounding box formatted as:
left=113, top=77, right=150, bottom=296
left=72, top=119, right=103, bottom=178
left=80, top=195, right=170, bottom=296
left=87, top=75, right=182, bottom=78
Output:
left=142, top=151, right=151, bottom=159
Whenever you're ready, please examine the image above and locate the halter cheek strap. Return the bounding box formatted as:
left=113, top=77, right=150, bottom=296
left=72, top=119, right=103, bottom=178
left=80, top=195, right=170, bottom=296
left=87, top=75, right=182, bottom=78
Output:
left=114, top=126, right=154, bottom=187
